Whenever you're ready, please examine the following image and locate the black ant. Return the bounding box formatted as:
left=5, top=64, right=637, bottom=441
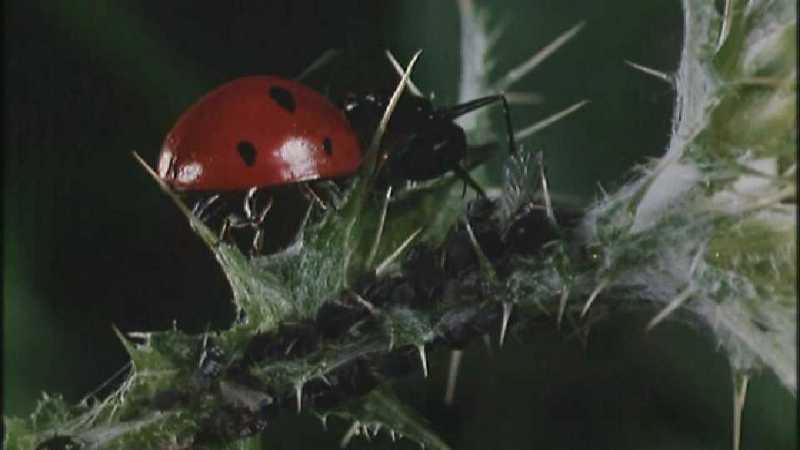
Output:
left=341, top=90, right=518, bottom=197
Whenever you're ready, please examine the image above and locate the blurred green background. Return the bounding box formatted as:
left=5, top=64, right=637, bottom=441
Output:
left=3, top=1, right=795, bottom=449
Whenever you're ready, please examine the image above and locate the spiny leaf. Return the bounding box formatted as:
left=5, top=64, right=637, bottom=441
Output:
left=328, top=387, right=450, bottom=450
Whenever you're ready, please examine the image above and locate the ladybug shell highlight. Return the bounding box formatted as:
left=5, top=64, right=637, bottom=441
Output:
left=158, top=76, right=362, bottom=191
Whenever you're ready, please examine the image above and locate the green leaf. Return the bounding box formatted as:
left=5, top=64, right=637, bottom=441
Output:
left=328, top=387, right=450, bottom=449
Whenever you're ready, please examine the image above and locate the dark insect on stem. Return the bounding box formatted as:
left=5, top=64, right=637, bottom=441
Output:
left=35, top=436, right=82, bottom=450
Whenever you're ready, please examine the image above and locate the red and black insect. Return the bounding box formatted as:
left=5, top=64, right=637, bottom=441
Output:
left=158, top=76, right=362, bottom=192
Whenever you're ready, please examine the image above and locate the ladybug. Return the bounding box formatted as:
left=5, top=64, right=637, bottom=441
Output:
left=158, top=76, right=361, bottom=191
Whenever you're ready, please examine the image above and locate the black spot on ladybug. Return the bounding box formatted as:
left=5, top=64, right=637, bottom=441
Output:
left=237, top=141, right=257, bottom=166
left=269, top=86, right=296, bottom=113
left=323, top=137, right=333, bottom=156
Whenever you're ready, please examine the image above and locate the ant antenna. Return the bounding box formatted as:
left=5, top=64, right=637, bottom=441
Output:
left=437, top=94, right=518, bottom=157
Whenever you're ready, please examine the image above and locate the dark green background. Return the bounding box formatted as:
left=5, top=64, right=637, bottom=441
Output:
left=4, top=1, right=795, bottom=449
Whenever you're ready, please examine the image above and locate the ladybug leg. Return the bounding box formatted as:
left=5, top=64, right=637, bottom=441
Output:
left=242, top=187, right=258, bottom=221
left=219, top=188, right=263, bottom=243
left=437, top=94, right=518, bottom=156
left=300, top=182, right=328, bottom=210
left=251, top=229, right=265, bottom=255
left=243, top=187, right=270, bottom=223
left=240, top=187, right=274, bottom=225
left=250, top=196, right=273, bottom=255
left=242, top=187, right=273, bottom=255
left=219, top=213, right=249, bottom=242
left=191, top=194, right=222, bottom=222
left=253, top=194, right=274, bottom=226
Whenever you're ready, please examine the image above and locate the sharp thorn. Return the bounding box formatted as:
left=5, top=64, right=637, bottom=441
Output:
left=444, top=349, right=464, bottom=405
left=350, top=292, right=379, bottom=316
left=536, top=151, right=558, bottom=228
left=365, top=50, right=423, bottom=170
left=597, top=181, right=608, bottom=198
left=581, top=278, right=610, bottom=318
left=418, top=345, right=429, bottom=378
left=362, top=424, right=372, bottom=441
left=340, top=421, right=360, bottom=448
left=463, top=219, right=497, bottom=282
left=499, top=302, right=513, bottom=348
left=366, top=186, right=393, bottom=269
left=557, top=287, right=569, bottom=329
left=375, top=228, right=423, bottom=276
left=732, top=371, right=749, bottom=450
left=296, top=49, right=341, bottom=81
left=319, top=374, right=332, bottom=386
left=495, top=21, right=585, bottom=90
left=716, top=0, right=734, bottom=51
left=688, top=243, right=707, bottom=277
left=515, top=100, right=589, bottom=140
left=385, top=50, right=424, bottom=97
left=624, top=60, right=673, bottom=84
left=295, top=383, right=303, bottom=413
left=646, top=285, right=694, bottom=330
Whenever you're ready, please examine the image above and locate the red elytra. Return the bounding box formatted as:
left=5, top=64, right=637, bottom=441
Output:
left=158, top=76, right=362, bottom=191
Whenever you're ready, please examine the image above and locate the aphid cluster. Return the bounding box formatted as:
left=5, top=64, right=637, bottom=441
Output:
left=202, top=197, right=566, bottom=419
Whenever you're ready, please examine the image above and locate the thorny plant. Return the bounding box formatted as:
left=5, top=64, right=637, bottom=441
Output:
left=4, top=0, right=795, bottom=449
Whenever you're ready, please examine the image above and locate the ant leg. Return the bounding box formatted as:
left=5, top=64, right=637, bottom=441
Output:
left=438, top=94, right=518, bottom=157
left=452, top=165, right=487, bottom=199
